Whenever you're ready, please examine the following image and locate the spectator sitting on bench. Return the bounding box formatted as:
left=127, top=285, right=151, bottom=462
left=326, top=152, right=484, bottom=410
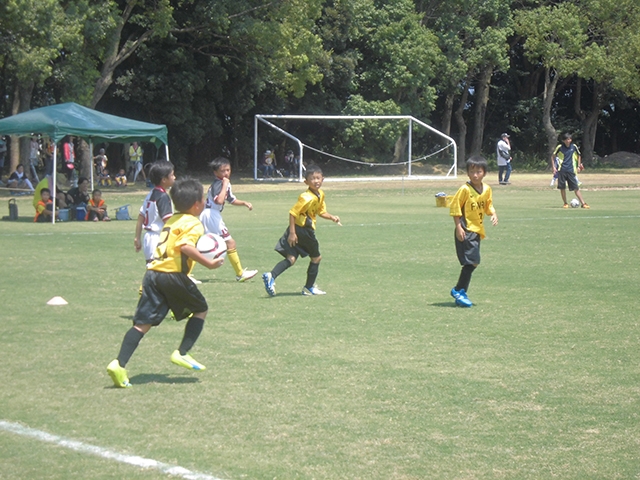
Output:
left=7, top=164, right=35, bottom=194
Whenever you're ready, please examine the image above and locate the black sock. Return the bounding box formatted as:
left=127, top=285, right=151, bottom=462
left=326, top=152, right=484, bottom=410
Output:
left=117, top=327, right=145, bottom=368
left=455, top=265, right=476, bottom=292
left=272, top=258, right=292, bottom=279
left=178, top=316, right=205, bottom=356
left=305, top=262, right=320, bottom=289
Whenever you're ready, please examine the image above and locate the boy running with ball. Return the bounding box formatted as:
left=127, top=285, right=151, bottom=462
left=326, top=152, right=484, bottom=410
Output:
left=262, top=165, right=341, bottom=296
left=449, top=156, right=498, bottom=308
left=106, top=177, right=224, bottom=388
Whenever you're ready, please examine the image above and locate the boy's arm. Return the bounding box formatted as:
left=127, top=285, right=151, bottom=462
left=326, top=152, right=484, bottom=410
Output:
left=180, top=244, right=224, bottom=269
left=134, top=214, right=144, bottom=252
left=453, top=216, right=466, bottom=242
left=231, top=198, right=253, bottom=211
left=213, top=178, right=230, bottom=205
left=287, top=213, right=298, bottom=246
left=319, top=211, right=340, bottom=224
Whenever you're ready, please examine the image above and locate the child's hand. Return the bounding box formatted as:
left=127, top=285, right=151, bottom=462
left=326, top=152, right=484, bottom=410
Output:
left=134, top=237, right=141, bottom=252
left=288, top=231, right=298, bottom=247
left=332, top=215, right=341, bottom=225
left=491, top=214, right=498, bottom=226
left=205, top=257, right=225, bottom=269
left=455, top=224, right=466, bottom=242
left=245, top=201, right=253, bottom=211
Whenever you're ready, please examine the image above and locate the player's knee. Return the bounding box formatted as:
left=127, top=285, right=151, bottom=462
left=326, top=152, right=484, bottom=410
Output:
left=287, top=255, right=297, bottom=266
left=225, top=238, right=237, bottom=250
left=311, top=255, right=322, bottom=264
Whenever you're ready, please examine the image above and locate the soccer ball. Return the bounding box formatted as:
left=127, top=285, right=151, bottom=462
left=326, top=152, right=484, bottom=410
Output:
left=570, top=199, right=580, bottom=208
left=197, top=233, right=227, bottom=260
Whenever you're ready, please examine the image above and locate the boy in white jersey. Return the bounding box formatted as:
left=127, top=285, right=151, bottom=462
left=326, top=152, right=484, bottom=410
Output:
left=134, top=161, right=175, bottom=263
left=200, top=157, right=258, bottom=282
left=449, top=156, right=498, bottom=307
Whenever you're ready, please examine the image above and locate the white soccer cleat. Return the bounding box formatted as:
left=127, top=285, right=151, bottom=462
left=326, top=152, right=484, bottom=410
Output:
left=236, top=269, right=258, bottom=282
left=302, top=286, right=326, bottom=296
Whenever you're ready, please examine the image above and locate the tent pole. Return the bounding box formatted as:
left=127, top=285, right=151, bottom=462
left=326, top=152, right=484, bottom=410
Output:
left=165, top=144, right=170, bottom=162
left=89, top=142, right=94, bottom=191
left=52, top=144, right=57, bottom=224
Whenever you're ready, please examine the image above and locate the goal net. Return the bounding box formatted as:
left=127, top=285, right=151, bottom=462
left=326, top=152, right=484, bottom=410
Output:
left=253, top=115, right=457, bottom=182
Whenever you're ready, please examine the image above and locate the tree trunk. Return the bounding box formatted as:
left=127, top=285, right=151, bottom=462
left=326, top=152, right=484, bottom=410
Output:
left=393, top=135, right=408, bottom=163
left=542, top=67, right=559, bottom=166
left=454, top=79, right=471, bottom=166
left=9, top=80, right=34, bottom=173
left=469, top=65, right=493, bottom=156
left=441, top=92, right=454, bottom=137
left=574, top=79, right=605, bottom=165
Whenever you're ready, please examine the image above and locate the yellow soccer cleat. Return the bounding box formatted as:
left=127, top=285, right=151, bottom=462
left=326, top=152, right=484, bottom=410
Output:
left=170, top=350, right=206, bottom=371
left=107, top=359, right=132, bottom=388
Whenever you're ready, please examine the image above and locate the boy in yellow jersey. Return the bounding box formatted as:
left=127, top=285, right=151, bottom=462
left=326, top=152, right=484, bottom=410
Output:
left=262, top=165, right=341, bottom=296
left=106, top=177, right=224, bottom=388
left=449, top=156, right=498, bottom=308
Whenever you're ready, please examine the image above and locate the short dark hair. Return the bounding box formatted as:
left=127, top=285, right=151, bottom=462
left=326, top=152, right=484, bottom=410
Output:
left=209, top=156, right=231, bottom=172
left=466, top=155, right=488, bottom=173
left=40, top=188, right=51, bottom=196
left=304, top=164, right=323, bottom=179
left=78, top=177, right=89, bottom=185
left=92, top=189, right=102, bottom=195
left=148, top=160, right=174, bottom=186
left=562, top=132, right=572, bottom=141
left=170, top=177, right=203, bottom=213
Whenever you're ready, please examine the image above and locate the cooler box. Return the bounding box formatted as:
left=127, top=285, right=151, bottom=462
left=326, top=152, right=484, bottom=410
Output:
left=76, top=206, right=87, bottom=221
left=58, top=208, right=69, bottom=221
left=435, top=196, right=453, bottom=207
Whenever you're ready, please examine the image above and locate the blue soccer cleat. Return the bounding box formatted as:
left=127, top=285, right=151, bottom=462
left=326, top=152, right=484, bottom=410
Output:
left=451, top=287, right=472, bottom=307
left=262, top=272, right=276, bottom=296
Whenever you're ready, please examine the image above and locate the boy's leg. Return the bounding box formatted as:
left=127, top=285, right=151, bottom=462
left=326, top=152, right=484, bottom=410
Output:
left=272, top=258, right=293, bottom=279
left=177, top=315, right=205, bottom=356
left=302, top=258, right=326, bottom=295
left=304, top=260, right=320, bottom=290
left=455, top=264, right=476, bottom=293
left=171, top=315, right=207, bottom=370
left=107, top=325, right=147, bottom=388
left=116, top=326, right=148, bottom=367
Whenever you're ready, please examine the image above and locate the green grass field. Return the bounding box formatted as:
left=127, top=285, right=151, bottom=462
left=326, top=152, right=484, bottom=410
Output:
left=1, top=173, right=639, bottom=479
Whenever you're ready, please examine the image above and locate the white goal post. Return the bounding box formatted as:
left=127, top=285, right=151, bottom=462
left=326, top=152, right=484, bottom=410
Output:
left=253, top=114, right=457, bottom=182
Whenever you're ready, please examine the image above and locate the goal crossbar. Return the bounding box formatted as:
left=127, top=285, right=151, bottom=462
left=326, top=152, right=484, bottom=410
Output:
left=254, top=114, right=457, bottom=182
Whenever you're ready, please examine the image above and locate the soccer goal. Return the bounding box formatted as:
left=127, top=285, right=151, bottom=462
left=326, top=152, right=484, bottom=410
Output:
left=254, top=114, right=457, bottom=182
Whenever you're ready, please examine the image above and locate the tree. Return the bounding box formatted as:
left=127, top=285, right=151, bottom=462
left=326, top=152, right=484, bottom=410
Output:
left=515, top=2, right=586, bottom=162
left=0, top=0, right=73, bottom=170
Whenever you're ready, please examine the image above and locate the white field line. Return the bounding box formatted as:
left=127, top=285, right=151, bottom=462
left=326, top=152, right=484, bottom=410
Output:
left=0, top=420, right=225, bottom=480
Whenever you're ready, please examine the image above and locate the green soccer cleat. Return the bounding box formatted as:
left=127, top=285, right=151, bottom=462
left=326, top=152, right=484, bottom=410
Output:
left=107, top=359, right=132, bottom=388
left=170, top=350, right=206, bottom=371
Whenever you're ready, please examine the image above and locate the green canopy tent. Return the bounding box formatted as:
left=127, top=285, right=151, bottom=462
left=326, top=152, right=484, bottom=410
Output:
left=0, top=102, right=169, bottom=223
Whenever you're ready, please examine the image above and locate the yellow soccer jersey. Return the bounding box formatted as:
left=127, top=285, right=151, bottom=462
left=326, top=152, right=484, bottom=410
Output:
left=149, top=213, right=204, bottom=274
left=290, top=188, right=327, bottom=230
left=449, top=182, right=495, bottom=239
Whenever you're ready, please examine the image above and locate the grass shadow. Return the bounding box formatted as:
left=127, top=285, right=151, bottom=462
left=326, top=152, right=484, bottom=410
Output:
left=128, top=373, right=201, bottom=385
